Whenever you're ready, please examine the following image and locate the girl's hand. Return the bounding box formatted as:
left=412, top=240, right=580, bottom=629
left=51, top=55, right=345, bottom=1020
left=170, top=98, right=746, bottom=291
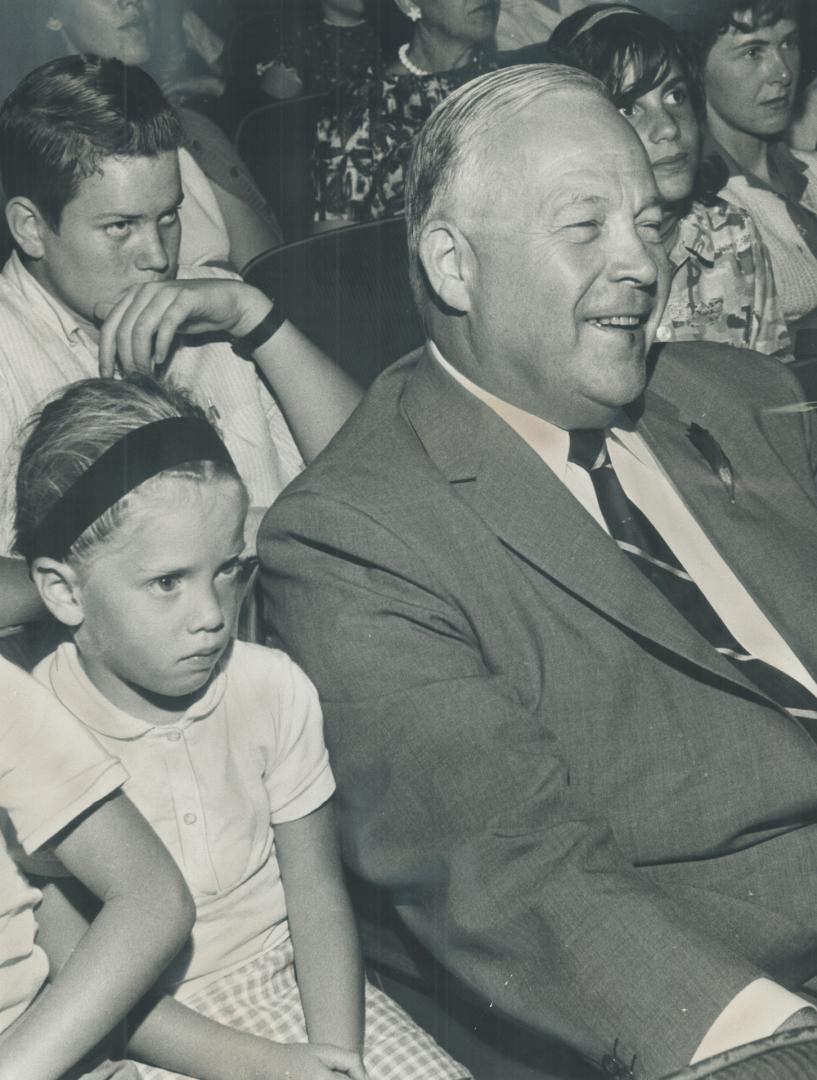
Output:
left=270, top=1042, right=367, bottom=1079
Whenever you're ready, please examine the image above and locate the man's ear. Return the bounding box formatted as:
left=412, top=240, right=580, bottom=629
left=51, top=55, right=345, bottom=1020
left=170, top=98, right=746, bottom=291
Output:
left=6, top=197, right=51, bottom=260
left=31, top=558, right=85, bottom=628
left=418, top=219, right=474, bottom=313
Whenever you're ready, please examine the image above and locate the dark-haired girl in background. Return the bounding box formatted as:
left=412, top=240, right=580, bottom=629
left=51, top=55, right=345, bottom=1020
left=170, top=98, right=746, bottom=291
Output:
left=550, top=3, right=792, bottom=359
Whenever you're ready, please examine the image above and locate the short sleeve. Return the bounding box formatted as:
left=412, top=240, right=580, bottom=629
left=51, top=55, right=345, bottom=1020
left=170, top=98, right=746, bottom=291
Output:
left=0, top=658, right=127, bottom=855
left=263, top=652, right=335, bottom=824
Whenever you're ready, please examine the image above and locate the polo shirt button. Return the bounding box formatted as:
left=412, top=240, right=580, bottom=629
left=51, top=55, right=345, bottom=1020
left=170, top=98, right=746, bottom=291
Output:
left=166, top=730, right=182, bottom=741
left=656, top=325, right=671, bottom=342
left=184, top=812, right=197, bottom=825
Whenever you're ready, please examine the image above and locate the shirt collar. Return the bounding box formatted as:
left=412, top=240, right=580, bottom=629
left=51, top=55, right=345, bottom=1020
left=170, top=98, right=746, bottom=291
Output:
left=42, top=641, right=229, bottom=740
left=3, top=251, right=96, bottom=349
left=702, top=131, right=808, bottom=203
left=429, top=341, right=647, bottom=479
left=429, top=340, right=572, bottom=480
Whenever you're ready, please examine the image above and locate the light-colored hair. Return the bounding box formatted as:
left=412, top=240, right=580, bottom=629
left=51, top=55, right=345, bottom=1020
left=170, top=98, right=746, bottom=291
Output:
left=14, top=376, right=246, bottom=566
left=404, top=63, right=609, bottom=303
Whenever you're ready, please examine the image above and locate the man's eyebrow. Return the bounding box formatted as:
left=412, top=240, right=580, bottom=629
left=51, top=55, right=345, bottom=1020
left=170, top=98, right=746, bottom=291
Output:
left=550, top=192, right=608, bottom=212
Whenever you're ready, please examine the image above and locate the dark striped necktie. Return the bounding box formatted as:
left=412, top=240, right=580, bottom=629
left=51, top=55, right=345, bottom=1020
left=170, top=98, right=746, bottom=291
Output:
left=568, top=428, right=817, bottom=726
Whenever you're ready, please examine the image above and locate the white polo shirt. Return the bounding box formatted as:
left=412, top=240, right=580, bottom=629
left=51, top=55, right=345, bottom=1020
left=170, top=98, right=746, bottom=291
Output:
left=0, top=657, right=126, bottom=1034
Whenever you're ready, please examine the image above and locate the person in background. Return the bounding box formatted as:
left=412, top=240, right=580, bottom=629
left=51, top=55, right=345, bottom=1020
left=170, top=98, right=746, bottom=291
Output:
left=0, top=55, right=361, bottom=647
left=252, top=0, right=381, bottom=101
left=313, top=0, right=499, bottom=225
left=692, top=0, right=817, bottom=331
left=0, top=656, right=194, bottom=1080
left=40, top=0, right=282, bottom=269
left=549, top=3, right=792, bottom=359
left=495, top=0, right=599, bottom=50
left=19, top=374, right=471, bottom=1080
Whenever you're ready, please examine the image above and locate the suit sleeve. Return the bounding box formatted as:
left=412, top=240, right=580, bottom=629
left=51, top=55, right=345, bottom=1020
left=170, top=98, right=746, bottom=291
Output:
left=260, top=489, right=767, bottom=1079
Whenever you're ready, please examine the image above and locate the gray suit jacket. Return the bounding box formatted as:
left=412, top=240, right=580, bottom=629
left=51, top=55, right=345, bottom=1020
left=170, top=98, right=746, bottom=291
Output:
left=259, top=341, right=817, bottom=1078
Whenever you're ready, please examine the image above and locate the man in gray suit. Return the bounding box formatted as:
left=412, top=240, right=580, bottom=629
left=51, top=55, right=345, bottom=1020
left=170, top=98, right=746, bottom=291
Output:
left=259, top=65, right=817, bottom=1078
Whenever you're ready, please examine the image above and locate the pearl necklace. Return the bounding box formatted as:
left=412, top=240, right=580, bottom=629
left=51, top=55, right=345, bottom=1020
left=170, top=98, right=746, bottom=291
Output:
left=398, top=42, right=430, bottom=77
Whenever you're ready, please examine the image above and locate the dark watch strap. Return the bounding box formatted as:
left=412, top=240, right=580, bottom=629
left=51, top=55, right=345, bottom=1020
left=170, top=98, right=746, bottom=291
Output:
left=232, top=300, right=285, bottom=358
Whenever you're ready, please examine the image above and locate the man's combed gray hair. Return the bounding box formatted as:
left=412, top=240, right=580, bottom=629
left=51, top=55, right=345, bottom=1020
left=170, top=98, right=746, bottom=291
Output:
left=404, top=63, right=609, bottom=302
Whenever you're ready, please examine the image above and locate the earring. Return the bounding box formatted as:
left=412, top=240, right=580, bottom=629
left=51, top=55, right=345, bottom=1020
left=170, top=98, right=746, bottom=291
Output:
left=46, top=16, right=63, bottom=31
left=406, top=3, right=422, bottom=20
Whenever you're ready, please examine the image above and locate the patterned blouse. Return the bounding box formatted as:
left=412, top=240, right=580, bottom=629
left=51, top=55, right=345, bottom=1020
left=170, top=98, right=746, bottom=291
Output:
left=658, top=198, right=792, bottom=361
left=312, top=50, right=497, bottom=224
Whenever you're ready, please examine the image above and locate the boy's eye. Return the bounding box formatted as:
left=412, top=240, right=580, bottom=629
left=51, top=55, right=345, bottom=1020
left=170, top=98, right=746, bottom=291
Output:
left=619, top=103, right=637, bottom=119
left=666, top=86, right=687, bottom=106
left=104, top=221, right=132, bottom=238
left=151, top=574, right=182, bottom=594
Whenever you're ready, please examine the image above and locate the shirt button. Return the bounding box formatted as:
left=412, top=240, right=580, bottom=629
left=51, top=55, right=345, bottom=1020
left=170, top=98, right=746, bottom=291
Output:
left=166, top=730, right=182, bottom=742
left=656, top=325, right=671, bottom=342
left=184, top=812, right=197, bottom=825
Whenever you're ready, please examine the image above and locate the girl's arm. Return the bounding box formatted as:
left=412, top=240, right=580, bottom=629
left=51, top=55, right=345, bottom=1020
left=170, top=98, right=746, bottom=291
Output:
left=34, top=866, right=363, bottom=1080
left=0, top=791, right=195, bottom=1080
left=275, top=799, right=366, bottom=1055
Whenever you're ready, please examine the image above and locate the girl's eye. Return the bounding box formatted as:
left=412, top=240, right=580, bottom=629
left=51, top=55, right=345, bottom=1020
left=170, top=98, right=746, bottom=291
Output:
left=619, top=103, right=637, bottom=119
left=666, top=87, right=687, bottom=106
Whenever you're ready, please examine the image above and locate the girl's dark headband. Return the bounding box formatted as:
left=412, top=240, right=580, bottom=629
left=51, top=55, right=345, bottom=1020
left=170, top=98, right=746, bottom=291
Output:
left=24, top=417, right=235, bottom=565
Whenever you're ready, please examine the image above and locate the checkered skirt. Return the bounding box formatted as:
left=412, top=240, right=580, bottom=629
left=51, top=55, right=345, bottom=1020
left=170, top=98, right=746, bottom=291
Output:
left=130, top=939, right=470, bottom=1079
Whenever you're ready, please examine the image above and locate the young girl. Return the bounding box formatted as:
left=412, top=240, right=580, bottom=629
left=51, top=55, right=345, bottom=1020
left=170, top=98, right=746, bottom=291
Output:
left=15, top=375, right=469, bottom=1080
left=0, top=656, right=194, bottom=1080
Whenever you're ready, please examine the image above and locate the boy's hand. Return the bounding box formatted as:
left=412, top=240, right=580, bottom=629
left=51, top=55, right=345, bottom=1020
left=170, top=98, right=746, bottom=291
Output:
left=95, top=280, right=273, bottom=377
left=269, top=1042, right=367, bottom=1079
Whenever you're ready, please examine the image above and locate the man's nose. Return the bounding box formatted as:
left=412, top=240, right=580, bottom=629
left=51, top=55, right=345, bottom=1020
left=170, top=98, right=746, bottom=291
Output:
left=610, top=229, right=660, bottom=288
left=135, top=227, right=171, bottom=274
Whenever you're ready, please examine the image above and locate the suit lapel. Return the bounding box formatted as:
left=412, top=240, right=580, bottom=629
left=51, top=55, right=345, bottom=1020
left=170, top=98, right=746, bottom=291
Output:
left=401, top=350, right=763, bottom=691
left=639, top=381, right=817, bottom=681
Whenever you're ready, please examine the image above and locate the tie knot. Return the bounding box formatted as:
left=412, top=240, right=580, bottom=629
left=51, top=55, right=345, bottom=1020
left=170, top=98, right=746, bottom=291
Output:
left=568, top=429, right=607, bottom=471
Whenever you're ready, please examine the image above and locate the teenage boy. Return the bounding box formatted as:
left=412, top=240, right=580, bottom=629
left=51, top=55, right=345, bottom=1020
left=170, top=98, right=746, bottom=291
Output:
left=0, top=54, right=360, bottom=634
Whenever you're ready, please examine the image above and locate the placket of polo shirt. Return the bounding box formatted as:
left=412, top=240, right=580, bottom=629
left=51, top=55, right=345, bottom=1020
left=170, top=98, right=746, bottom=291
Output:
left=157, top=725, right=219, bottom=895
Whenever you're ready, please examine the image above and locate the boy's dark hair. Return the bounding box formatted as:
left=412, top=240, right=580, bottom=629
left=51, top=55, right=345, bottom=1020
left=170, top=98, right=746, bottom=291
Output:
left=689, top=0, right=801, bottom=64
left=0, top=54, right=183, bottom=230
left=549, top=4, right=705, bottom=118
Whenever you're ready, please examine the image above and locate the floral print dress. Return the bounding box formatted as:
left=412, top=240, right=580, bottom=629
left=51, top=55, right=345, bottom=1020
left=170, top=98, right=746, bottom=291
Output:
left=312, top=51, right=497, bottom=224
